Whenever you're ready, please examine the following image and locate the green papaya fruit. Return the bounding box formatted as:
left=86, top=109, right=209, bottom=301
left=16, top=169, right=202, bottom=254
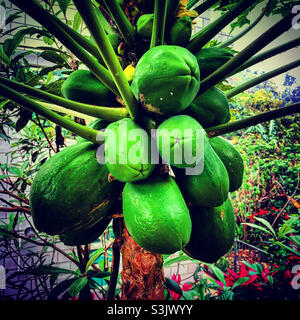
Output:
left=183, top=198, right=236, bottom=263
left=123, top=174, right=192, bottom=254
left=209, top=136, right=244, bottom=192
left=61, top=70, right=119, bottom=107
left=167, top=17, right=192, bottom=47
left=131, top=45, right=200, bottom=116
left=105, top=118, right=156, bottom=182
left=186, top=86, right=230, bottom=128
left=195, top=47, right=234, bottom=80
left=136, top=14, right=154, bottom=39
left=175, top=140, right=229, bottom=207
left=29, top=142, right=121, bottom=235
left=156, top=115, right=205, bottom=168
left=59, top=216, right=112, bottom=246
left=77, top=118, right=110, bottom=144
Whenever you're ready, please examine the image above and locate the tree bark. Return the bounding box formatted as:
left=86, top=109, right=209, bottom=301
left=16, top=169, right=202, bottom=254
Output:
left=120, top=227, right=165, bottom=300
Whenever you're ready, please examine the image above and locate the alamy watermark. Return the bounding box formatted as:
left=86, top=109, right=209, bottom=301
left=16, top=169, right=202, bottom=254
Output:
left=292, top=5, right=300, bottom=30
left=0, top=265, right=5, bottom=290
left=95, top=125, right=205, bottom=175
left=291, top=265, right=300, bottom=290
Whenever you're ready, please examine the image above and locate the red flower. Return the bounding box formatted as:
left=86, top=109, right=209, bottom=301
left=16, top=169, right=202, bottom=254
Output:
left=169, top=274, right=193, bottom=300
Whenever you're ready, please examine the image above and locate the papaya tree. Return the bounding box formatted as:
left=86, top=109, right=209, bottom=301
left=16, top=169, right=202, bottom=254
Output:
left=0, top=0, right=299, bottom=300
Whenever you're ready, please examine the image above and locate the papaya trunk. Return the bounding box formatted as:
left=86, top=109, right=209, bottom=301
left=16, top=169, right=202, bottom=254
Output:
left=120, top=227, right=165, bottom=300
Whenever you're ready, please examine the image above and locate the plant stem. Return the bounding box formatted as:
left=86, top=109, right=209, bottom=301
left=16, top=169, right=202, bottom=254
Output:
left=228, top=37, right=300, bottom=77
left=226, top=59, right=300, bottom=99
left=218, top=0, right=272, bottom=49
left=198, top=12, right=294, bottom=94
left=165, top=0, right=180, bottom=28
left=106, top=238, right=121, bottom=300
left=187, top=0, right=201, bottom=10
left=0, top=76, right=128, bottom=121
left=0, top=83, right=103, bottom=144
left=193, top=0, right=219, bottom=15
left=73, top=0, right=141, bottom=121
left=206, top=103, right=300, bottom=137
left=10, top=0, right=119, bottom=96
left=187, top=0, right=257, bottom=53
left=150, top=0, right=168, bottom=49
left=101, top=0, right=136, bottom=48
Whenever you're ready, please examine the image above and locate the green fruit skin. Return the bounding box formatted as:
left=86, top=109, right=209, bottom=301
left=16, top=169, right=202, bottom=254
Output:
left=131, top=45, right=200, bottom=116
left=186, top=86, right=230, bottom=128
left=195, top=47, right=234, bottom=80
left=30, top=142, right=121, bottom=235
left=175, top=140, right=229, bottom=207
left=157, top=115, right=204, bottom=168
left=167, top=17, right=192, bottom=47
left=183, top=198, right=236, bottom=263
left=209, top=136, right=244, bottom=192
left=59, top=216, right=112, bottom=246
left=105, top=118, right=156, bottom=182
left=123, top=175, right=192, bottom=254
left=61, top=70, right=119, bottom=107
left=136, top=14, right=154, bottom=39
left=77, top=118, right=110, bottom=144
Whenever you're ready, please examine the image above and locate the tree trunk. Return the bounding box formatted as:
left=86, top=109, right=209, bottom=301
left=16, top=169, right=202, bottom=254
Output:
left=120, top=227, right=165, bottom=300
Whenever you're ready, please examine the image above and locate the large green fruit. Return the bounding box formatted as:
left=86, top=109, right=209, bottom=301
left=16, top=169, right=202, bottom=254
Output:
left=61, top=70, right=119, bottom=106
left=29, top=142, right=121, bottom=235
left=77, top=118, right=110, bottom=144
left=183, top=198, right=236, bottom=263
left=131, top=45, right=200, bottom=116
left=167, top=17, right=192, bottom=47
left=195, top=47, right=234, bottom=80
left=123, top=175, right=192, bottom=254
left=175, top=140, right=229, bottom=207
left=186, top=86, right=230, bottom=128
left=136, top=13, right=154, bottom=39
left=105, top=118, right=156, bottom=182
left=209, top=136, right=244, bottom=192
left=59, top=216, right=112, bottom=246
left=156, top=115, right=205, bottom=168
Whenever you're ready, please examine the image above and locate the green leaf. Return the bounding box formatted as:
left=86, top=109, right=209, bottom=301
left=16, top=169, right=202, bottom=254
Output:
left=56, top=0, right=71, bottom=15
left=276, top=241, right=300, bottom=257
left=3, top=30, right=26, bottom=57
left=85, top=247, right=104, bottom=272
left=206, top=263, right=226, bottom=285
left=254, top=217, right=276, bottom=238
left=73, top=11, right=82, bottom=31
left=48, top=278, right=78, bottom=300
left=0, top=175, right=9, bottom=179
left=68, top=277, right=88, bottom=297
left=7, top=166, right=21, bottom=176
left=241, top=222, right=273, bottom=235
left=163, top=252, right=197, bottom=268
left=232, top=277, right=250, bottom=290
left=164, top=278, right=183, bottom=296
left=0, top=47, right=11, bottom=65
left=22, top=265, right=78, bottom=276
left=20, top=160, right=29, bottom=176
left=39, top=50, right=67, bottom=65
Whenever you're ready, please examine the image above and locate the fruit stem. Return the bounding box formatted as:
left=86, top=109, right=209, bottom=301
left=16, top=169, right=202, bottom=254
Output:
left=100, top=0, right=137, bottom=49
left=218, top=0, right=272, bottom=49
left=226, top=59, right=300, bottom=99
left=73, top=0, right=141, bottom=121
left=0, top=76, right=129, bottom=122
left=150, top=0, right=168, bottom=49
left=10, top=0, right=119, bottom=96
left=197, top=12, right=294, bottom=95
left=227, top=37, right=300, bottom=78
left=187, top=0, right=257, bottom=53
left=206, top=103, right=300, bottom=137
left=0, top=82, right=103, bottom=144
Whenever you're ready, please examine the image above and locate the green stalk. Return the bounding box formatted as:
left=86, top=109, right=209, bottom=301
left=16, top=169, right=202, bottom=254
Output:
left=187, top=0, right=257, bottom=53
left=187, top=0, right=200, bottom=10
left=101, top=0, right=136, bottom=48
left=0, top=83, right=103, bottom=144
left=218, top=0, right=272, bottom=49
left=228, top=37, right=300, bottom=77
left=206, top=103, right=300, bottom=138
left=226, top=59, right=300, bottom=99
left=193, top=0, right=219, bottom=15
left=150, top=0, right=168, bottom=48
left=165, top=0, right=180, bottom=28
left=10, top=0, right=119, bottom=96
left=198, top=13, right=294, bottom=95
left=73, top=0, right=140, bottom=121
left=0, top=77, right=128, bottom=122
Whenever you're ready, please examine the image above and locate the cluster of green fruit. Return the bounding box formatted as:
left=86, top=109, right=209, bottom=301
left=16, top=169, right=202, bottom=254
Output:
left=30, top=17, right=244, bottom=263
